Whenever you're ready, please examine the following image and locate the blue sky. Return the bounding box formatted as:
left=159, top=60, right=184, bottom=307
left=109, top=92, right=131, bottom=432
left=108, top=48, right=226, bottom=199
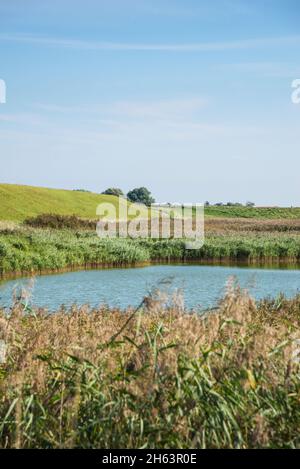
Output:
left=0, top=0, right=299, bottom=205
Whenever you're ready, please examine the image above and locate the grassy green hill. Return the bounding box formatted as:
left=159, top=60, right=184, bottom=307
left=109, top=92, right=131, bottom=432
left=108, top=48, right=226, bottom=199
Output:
left=0, top=184, right=124, bottom=221
left=1, top=183, right=300, bottom=221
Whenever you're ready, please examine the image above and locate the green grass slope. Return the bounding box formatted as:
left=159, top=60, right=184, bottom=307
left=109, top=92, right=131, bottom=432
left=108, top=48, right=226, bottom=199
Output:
left=1, top=183, right=300, bottom=221
left=0, top=184, right=122, bottom=221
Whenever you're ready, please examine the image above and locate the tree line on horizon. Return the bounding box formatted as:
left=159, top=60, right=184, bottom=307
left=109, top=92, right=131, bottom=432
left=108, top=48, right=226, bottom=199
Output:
left=74, top=186, right=255, bottom=208
left=101, top=188, right=255, bottom=208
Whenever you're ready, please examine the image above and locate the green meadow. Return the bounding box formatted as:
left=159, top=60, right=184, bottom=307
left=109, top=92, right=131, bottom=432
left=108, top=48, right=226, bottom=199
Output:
left=1, top=183, right=300, bottom=221
left=0, top=183, right=124, bottom=221
left=205, top=205, right=300, bottom=219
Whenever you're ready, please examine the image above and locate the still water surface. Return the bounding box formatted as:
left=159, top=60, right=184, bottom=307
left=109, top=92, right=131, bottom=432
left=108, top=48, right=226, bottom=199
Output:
left=0, top=264, right=300, bottom=311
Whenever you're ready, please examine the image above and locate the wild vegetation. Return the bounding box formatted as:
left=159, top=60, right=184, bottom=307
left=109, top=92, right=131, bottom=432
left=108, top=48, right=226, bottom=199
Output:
left=1, top=181, right=300, bottom=280
left=205, top=217, right=300, bottom=233
left=1, top=225, right=300, bottom=276
left=0, top=185, right=299, bottom=449
left=24, top=214, right=97, bottom=230
left=0, top=284, right=299, bottom=448
left=23, top=213, right=300, bottom=234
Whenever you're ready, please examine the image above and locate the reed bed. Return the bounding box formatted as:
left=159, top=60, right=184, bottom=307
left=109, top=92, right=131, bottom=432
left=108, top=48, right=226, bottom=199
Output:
left=1, top=225, right=300, bottom=276
left=24, top=213, right=300, bottom=234
left=205, top=218, right=300, bottom=234
left=0, top=285, right=299, bottom=448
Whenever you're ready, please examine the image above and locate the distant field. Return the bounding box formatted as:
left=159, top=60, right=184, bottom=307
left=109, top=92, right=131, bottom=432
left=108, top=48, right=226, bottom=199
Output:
left=205, top=205, right=300, bottom=219
left=1, top=183, right=300, bottom=221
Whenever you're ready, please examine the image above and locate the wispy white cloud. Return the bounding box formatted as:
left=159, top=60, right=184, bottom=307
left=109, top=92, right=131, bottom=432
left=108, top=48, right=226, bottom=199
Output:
left=217, top=61, right=300, bottom=78
left=1, top=33, right=300, bottom=51
left=32, top=97, right=207, bottom=121
left=33, top=103, right=84, bottom=113
left=109, top=98, right=207, bottom=119
left=134, top=0, right=254, bottom=18
left=0, top=97, right=264, bottom=146
left=0, top=112, right=44, bottom=125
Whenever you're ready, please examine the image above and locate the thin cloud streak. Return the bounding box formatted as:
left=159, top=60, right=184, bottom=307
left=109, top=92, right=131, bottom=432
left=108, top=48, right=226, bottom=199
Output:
left=216, top=61, right=300, bottom=78
left=1, top=33, right=300, bottom=51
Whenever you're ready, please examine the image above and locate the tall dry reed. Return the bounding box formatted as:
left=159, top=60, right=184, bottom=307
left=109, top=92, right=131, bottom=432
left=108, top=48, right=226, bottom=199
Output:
left=0, top=284, right=299, bottom=448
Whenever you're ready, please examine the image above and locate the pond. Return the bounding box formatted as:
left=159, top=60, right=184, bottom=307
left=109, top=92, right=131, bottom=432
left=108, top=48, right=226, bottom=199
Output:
left=0, top=264, right=300, bottom=311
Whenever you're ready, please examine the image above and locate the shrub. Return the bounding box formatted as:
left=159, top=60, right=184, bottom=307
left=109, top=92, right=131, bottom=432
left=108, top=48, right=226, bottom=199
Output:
left=24, top=214, right=96, bottom=230
left=101, top=188, right=124, bottom=197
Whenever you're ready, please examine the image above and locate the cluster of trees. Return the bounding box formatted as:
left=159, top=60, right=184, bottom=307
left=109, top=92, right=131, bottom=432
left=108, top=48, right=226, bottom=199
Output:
left=102, top=187, right=155, bottom=207
left=76, top=186, right=255, bottom=209
left=205, top=201, right=255, bottom=207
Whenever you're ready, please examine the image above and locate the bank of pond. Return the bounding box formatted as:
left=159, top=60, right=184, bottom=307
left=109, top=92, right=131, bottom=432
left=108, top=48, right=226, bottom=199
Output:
left=1, top=228, right=300, bottom=278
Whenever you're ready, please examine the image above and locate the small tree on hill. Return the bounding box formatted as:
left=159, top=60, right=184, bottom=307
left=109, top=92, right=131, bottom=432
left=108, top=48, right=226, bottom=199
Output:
left=101, top=188, right=124, bottom=197
left=127, top=187, right=155, bottom=207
